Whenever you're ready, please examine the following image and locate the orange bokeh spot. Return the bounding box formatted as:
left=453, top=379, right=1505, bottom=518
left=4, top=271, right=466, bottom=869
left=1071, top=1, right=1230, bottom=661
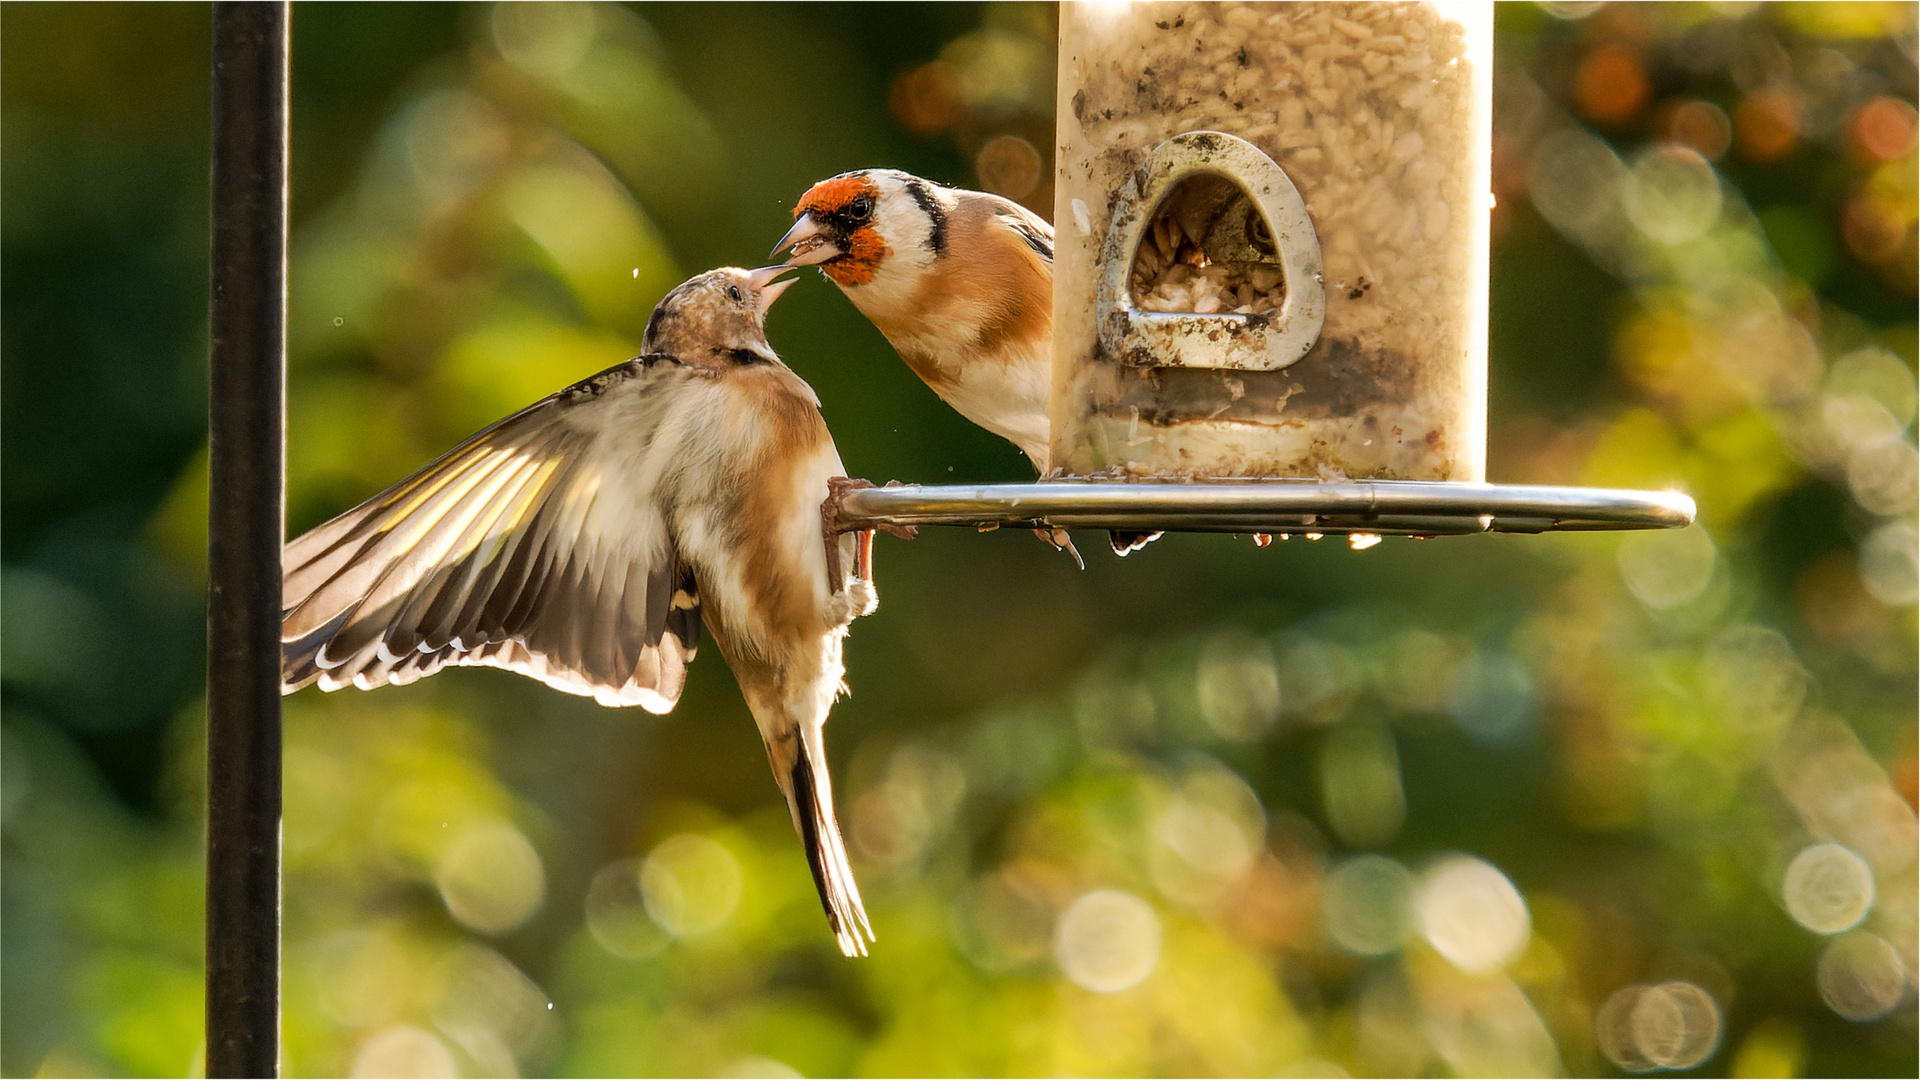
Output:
left=1848, top=95, right=1919, bottom=164
left=1842, top=193, right=1908, bottom=262
left=1575, top=45, right=1650, bottom=127
left=1734, top=91, right=1800, bottom=163
left=1654, top=99, right=1733, bottom=160
left=890, top=61, right=964, bottom=136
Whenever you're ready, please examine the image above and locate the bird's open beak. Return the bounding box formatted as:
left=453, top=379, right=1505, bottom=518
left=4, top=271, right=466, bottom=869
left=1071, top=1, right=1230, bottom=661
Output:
left=747, top=264, right=798, bottom=318
left=771, top=213, right=842, bottom=267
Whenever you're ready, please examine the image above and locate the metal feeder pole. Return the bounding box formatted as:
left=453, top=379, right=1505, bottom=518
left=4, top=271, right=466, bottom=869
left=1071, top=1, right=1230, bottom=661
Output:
left=206, top=3, right=289, bottom=1075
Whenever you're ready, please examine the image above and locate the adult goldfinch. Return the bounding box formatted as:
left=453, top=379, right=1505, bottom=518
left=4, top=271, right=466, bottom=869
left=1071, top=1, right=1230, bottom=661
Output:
left=772, top=169, right=1159, bottom=556
left=280, top=266, right=878, bottom=956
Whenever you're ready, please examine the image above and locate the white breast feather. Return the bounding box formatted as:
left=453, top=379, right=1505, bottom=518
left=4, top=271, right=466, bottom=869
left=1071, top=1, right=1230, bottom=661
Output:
left=946, top=346, right=1052, bottom=467
left=856, top=290, right=1053, bottom=469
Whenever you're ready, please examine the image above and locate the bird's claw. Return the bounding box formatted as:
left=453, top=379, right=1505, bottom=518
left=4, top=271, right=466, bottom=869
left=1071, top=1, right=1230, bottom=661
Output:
left=1032, top=527, right=1085, bottom=570
left=822, top=477, right=917, bottom=595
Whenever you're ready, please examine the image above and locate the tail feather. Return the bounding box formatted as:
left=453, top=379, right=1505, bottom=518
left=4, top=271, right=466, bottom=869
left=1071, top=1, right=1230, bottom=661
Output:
left=787, top=738, right=872, bottom=956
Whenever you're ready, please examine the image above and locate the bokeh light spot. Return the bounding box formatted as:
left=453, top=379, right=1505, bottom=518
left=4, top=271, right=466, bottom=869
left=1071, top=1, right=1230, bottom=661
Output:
left=435, top=822, right=546, bottom=935
left=1828, top=347, right=1918, bottom=429
left=891, top=62, right=965, bottom=135
left=1729, top=1019, right=1806, bottom=1079
left=1054, top=889, right=1162, bottom=993
left=1816, top=932, right=1909, bottom=1020
left=1618, top=524, right=1716, bottom=610
left=403, top=90, right=510, bottom=207
left=1859, top=521, right=1918, bottom=607
left=1323, top=855, right=1414, bottom=956
left=1842, top=190, right=1909, bottom=262
left=431, top=943, right=556, bottom=1073
left=943, top=27, right=1052, bottom=113
left=1848, top=95, right=1919, bottom=163
left=853, top=741, right=968, bottom=868
left=1318, top=724, right=1405, bottom=849
left=1735, top=91, right=1801, bottom=162
left=1633, top=982, right=1723, bottom=1070
left=1784, top=843, right=1876, bottom=934
left=350, top=1025, right=457, bottom=1079
left=1150, top=764, right=1265, bottom=906
left=1415, top=856, right=1530, bottom=974
left=640, top=833, right=743, bottom=939
left=1597, top=982, right=1723, bottom=1071
left=1445, top=650, right=1535, bottom=745
left=1594, top=984, right=1653, bottom=1072
left=975, top=135, right=1043, bottom=201
left=1624, top=146, right=1722, bottom=245
left=1373, top=629, right=1466, bottom=713
left=1277, top=636, right=1362, bottom=725
left=1659, top=99, right=1733, bottom=160
left=1196, top=633, right=1281, bottom=742
left=585, top=857, right=671, bottom=959
left=952, top=865, right=1059, bottom=972
left=1528, top=127, right=1630, bottom=254
left=1702, top=625, right=1807, bottom=741
left=1846, top=436, right=1919, bottom=516
left=1576, top=45, right=1650, bottom=127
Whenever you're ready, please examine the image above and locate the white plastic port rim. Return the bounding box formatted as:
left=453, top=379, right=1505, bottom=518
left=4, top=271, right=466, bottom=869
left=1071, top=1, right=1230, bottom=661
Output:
left=1096, top=130, right=1327, bottom=373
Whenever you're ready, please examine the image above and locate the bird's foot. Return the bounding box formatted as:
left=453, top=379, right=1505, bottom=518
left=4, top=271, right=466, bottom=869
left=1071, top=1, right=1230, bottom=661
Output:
left=1032, top=527, right=1085, bottom=570
left=822, top=477, right=918, bottom=597
left=823, top=477, right=919, bottom=540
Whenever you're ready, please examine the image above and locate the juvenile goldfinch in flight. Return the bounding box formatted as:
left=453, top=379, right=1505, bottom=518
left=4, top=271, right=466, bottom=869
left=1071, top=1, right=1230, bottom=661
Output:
left=773, top=169, right=1159, bottom=556
left=280, top=266, right=878, bottom=956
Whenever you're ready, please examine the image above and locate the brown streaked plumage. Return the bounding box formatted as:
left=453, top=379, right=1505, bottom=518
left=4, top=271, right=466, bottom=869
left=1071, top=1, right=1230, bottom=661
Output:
left=775, top=169, right=1159, bottom=556
left=280, top=266, right=878, bottom=955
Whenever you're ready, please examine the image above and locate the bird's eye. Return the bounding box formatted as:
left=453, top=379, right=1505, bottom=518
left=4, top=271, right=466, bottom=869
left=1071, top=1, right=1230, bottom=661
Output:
left=848, top=195, right=874, bottom=220
left=727, top=285, right=743, bottom=302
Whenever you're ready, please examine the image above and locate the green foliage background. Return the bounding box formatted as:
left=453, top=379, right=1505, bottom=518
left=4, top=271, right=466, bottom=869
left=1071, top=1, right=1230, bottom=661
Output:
left=2, top=2, right=1914, bottom=1077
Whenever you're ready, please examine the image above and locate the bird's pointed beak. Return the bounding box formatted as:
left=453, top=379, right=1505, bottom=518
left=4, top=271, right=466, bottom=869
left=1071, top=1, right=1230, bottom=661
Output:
left=772, top=212, right=842, bottom=267
left=748, top=264, right=798, bottom=318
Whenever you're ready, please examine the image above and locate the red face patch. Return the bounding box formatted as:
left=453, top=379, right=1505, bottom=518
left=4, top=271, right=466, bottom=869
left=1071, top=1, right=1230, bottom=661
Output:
left=795, top=173, right=878, bottom=218
left=795, top=173, right=889, bottom=287
left=822, top=228, right=889, bottom=287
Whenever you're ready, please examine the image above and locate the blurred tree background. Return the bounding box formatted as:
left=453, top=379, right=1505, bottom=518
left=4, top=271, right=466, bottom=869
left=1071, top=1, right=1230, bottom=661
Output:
left=2, top=2, right=1915, bottom=1076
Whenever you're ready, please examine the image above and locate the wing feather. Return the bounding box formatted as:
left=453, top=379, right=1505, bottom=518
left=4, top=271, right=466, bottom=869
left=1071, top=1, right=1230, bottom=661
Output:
left=401, top=448, right=558, bottom=647
left=281, top=358, right=703, bottom=713
left=283, top=442, right=514, bottom=630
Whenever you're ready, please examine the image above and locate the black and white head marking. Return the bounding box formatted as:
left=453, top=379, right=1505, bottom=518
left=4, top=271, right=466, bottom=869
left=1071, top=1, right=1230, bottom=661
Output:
left=903, top=176, right=949, bottom=257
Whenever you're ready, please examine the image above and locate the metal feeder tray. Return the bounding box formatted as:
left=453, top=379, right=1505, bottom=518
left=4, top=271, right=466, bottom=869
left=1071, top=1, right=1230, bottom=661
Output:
left=835, top=479, right=1695, bottom=538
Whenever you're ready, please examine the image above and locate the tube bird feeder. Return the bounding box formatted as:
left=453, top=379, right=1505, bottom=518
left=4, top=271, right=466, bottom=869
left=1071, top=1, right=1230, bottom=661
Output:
left=837, top=0, right=1693, bottom=539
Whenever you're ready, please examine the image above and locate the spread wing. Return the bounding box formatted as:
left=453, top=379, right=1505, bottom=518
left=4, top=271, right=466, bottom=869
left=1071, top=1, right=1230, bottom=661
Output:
left=281, top=356, right=703, bottom=712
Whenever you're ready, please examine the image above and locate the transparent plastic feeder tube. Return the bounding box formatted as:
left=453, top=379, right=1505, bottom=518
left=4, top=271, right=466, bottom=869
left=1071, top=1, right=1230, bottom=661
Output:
left=1051, top=1, right=1493, bottom=481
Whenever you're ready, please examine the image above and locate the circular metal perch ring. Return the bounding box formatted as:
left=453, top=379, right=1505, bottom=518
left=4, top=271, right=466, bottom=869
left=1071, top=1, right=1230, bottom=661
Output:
left=835, top=479, right=1696, bottom=537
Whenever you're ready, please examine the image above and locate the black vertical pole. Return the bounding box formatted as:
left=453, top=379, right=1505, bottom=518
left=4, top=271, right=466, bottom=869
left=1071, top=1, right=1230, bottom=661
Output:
left=206, top=3, right=288, bottom=1077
